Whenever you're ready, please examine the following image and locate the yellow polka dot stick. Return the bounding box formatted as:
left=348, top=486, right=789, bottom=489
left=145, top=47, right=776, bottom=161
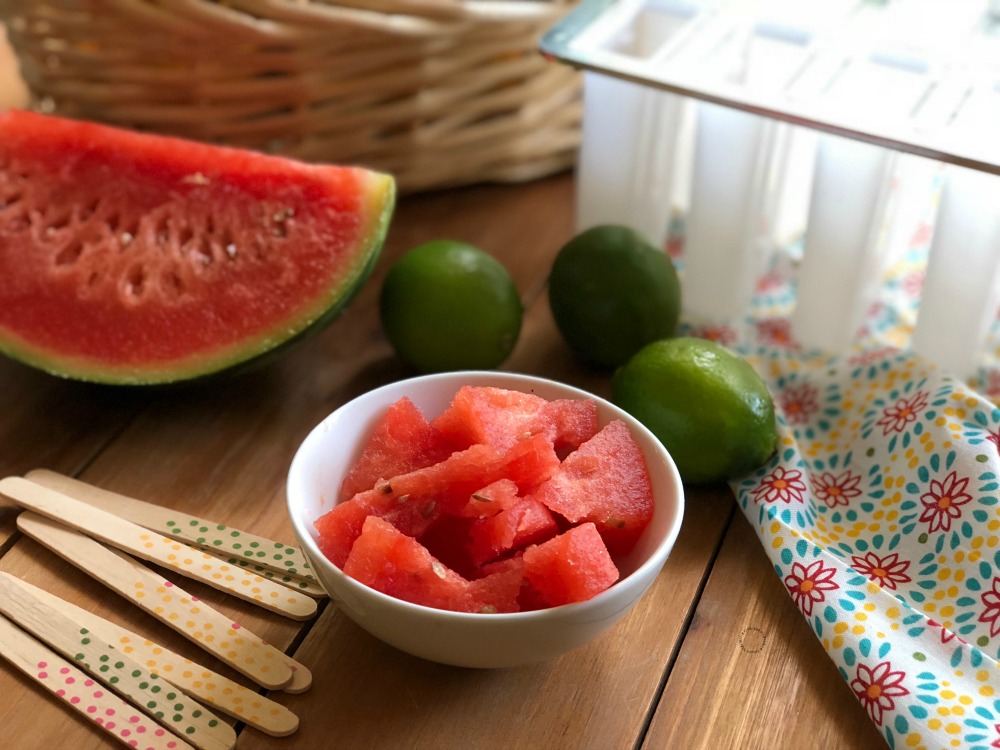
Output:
left=0, top=612, right=195, bottom=750
left=26, top=469, right=319, bottom=585
left=16, top=512, right=295, bottom=691
left=9, top=575, right=299, bottom=737
left=1, top=477, right=316, bottom=621
left=0, top=573, right=236, bottom=750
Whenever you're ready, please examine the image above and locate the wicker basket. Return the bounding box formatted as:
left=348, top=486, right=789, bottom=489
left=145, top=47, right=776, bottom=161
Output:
left=1, top=0, right=582, bottom=192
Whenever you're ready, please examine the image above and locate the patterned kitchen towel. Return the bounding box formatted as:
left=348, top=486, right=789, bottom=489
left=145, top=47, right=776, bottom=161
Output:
left=672, top=211, right=1000, bottom=748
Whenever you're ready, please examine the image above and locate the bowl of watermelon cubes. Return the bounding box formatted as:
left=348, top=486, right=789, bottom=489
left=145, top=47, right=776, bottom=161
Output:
left=287, top=371, right=684, bottom=668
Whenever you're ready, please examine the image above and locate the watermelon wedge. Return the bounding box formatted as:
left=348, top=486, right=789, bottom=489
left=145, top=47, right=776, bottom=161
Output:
left=0, top=109, right=395, bottom=384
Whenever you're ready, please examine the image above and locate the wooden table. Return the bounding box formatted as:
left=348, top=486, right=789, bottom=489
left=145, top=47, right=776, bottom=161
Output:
left=0, top=170, right=891, bottom=749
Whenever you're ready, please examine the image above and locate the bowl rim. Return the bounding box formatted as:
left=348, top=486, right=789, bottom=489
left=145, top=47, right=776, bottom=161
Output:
left=287, top=370, right=686, bottom=622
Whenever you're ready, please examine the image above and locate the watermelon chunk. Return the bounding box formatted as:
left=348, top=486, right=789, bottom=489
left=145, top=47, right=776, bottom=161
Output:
left=343, top=516, right=475, bottom=612
left=338, top=397, right=452, bottom=503
left=431, top=386, right=599, bottom=452
left=532, top=420, right=654, bottom=555
left=0, top=109, right=395, bottom=384
left=468, top=496, right=558, bottom=565
left=315, top=434, right=558, bottom=568
left=522, top=523, right=619, bottom=606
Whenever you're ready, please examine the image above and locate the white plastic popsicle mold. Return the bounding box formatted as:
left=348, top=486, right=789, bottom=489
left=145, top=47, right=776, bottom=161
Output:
left=542, top=0, right=1000, bottom=379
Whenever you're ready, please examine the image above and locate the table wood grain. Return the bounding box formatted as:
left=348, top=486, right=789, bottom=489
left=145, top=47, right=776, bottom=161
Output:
left=0, top=173, right=887, bottom=749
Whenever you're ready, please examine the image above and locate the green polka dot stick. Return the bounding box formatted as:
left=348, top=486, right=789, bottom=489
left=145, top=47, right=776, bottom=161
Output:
left=0, top=612, right=194, bottom=750
left=15, top=512, right=303, bottom=692
left=1, top=477, right=316, bottom=621
left=26, top=469, right=318, bottom=587
left=8, top=575, right=299, bottom=738
left=0, top=573, right=236, bottom=750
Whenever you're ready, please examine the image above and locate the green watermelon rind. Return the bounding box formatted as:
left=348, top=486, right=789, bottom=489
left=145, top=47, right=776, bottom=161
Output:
left=0, top=171, right=395, bottom=386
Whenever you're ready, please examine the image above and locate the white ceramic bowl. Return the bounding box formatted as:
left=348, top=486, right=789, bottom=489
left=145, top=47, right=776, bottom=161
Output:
left=287, top=371, right=685, bottom=668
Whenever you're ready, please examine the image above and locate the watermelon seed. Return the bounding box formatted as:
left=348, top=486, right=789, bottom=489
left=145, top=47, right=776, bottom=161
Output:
left=45, top=209, right=71, bottom=232
left=471, top=494, right=493, bottom=503
left=431, top=562, right=447, bottom=579
left=608, top=518, right=627, bottom=529
left=376, top=481, right=393, bottom=495
left=78, top=197, right=100, bottom=222
left=55, top=239, right=85, bottom=266
left=126, top=265, right=147, bottom=297
left=396, top=494, right=410, bottom=505
left=478, top=605, right=498, bottom=614
left=421, top=501, right=436, bottom=519
left=120, top=232, right=134, bottom=247
left=225, top=243, right=238, bottom=259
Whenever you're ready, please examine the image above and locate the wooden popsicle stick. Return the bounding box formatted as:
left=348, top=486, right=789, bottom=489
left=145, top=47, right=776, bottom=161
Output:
left=27, top=470, right=319, bottom=583
left=16, top=512, right=296, bottom=691
left=0, top=612, right=194, bottom=750
left=212, top=557, right=326, bottom=599
left=0, top=574, right=234, bottom=750
left=1, top=476, right=316, bottom=621
left=7, top=576, right=300, bottom=737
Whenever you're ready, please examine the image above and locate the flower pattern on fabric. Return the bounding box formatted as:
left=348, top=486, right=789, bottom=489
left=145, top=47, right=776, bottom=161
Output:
left=779, top=382, right=821, bottom=426
left=811, top=470, right=862, bottom=509
left=850, top=552, right=912, bottom=591
left=751, top=466, right=807, bottom=504
left=980, top=578, right=1000, bottom=638
left=918, top=470, right=973, bottom=534
left=850, top=661, right=909, bottom=727
left=875, top=390, right=929, bottom=435
left=784, top=559, right=839, bottom=615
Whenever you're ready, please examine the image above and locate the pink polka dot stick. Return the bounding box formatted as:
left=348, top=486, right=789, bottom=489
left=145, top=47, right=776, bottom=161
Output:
left=17, top=512, right=299, bottom=691
left=13, top=575, right=300, bottom=737
left=25, top=470, right=324, bottom=596
left=0, top=612, right=194, bottom=750
left=0, top=477, right=316, bottom=621
left=0, top=573, right=236, bottom=750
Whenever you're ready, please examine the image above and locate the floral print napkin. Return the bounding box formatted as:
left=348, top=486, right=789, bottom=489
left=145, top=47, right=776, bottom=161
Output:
left=674, top=219, right=1000, bottom=748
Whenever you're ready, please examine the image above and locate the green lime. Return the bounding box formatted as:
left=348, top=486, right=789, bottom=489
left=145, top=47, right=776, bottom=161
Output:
left=548, top=224, right=680, bottom=370
left=379, top=240, right=522, bottom=373
left=612, top=337, right=777, bottom=484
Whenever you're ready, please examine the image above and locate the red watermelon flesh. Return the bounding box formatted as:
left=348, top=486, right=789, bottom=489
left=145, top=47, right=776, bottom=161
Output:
left=431, top=386, right=599, bottom=453
left=343, top=516, right=475, bottom=612
left=0, top=109, right=394, bottom=384
left=454, top=478, right=520, bottom=519
left=532, top=420, right=654, bottom=555
left=338, top=396, right=451, bottom=503
left=468, top=496, right=559, bottom=566
left=315, top=435, right=557, bottom=569
left=522, top=523, right=619, bottom=607
left=316, top=387, right=656, bottom=612
left=468, top=557, right=524, bottom=613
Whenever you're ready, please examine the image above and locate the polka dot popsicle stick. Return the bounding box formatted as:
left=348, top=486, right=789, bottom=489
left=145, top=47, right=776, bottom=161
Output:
left=0, top=574, right=235, bottom=750
left=218, top=557, right=325, bottom=599
left=13, top=576, right=299, bottom=737
left=16, top=512, right=295, bottom=692
left=0, top=477, right=316, bottom=621
left=0, top=613, right=193, bottom=750
left=26, top=469, right=318, bottom=583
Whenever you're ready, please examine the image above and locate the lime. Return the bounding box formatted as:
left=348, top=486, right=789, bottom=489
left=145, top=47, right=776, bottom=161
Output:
left=612, top=337, right=777, bottom=484
left=548, top=225, right=680, bottom=370
left=379, top=240, right=522, bottom=373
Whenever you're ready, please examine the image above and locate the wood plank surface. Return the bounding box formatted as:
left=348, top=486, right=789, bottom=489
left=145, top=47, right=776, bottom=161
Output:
left=645, top=512, right=887, bottom=749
